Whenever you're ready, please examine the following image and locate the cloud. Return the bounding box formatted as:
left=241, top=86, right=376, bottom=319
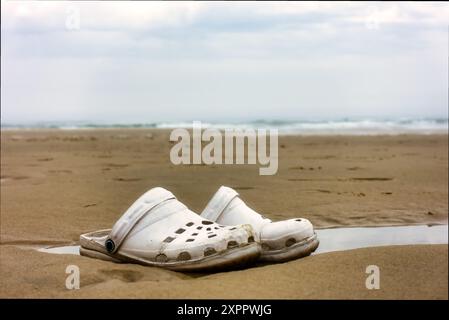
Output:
left=1, top=1, right=447, bottom=123
left=2, top=1, right=447, bottom=59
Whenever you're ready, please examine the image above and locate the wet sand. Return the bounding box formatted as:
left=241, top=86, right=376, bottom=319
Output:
left=0, top=129, right=447, bottom=299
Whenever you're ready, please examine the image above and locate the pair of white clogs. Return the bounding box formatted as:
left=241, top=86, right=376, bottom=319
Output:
left=80, top=186, right=319, bottom=272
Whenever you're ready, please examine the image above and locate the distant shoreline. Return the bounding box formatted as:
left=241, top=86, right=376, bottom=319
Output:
left=1, top=118, right=448, bottom=135
left=1, top=127, right=447, bottom=136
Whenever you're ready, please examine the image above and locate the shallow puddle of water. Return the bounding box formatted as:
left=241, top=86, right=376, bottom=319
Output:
left=38, top=245, right=80, bottom=255
left=36, top=224, right=448, bottom=256
left=314, top=224, right=448, bottom=254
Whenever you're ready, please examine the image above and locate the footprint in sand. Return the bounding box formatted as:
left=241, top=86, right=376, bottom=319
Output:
left=303, top=155, right=336, bottom=160
left=289, top=166, right=322, bottom=170
left=350, top=177, right=393, bottom=181
left=61, top=136, right=96, bottom=142
left=231, top=186, right=255, bottom=190
left=347, top=167, right=362, bottom=171
left=113, top=177, right=141, bottom=182
left=312, top=190, right=365, bottom=197
left=104, top=163, right=129, bottom=168
left=402, top=153, right=419, bottom=156
left=111, top=135, right=130, bottom=140
left=26, top=137, right=50, bottom=142
left=316, top=189, right=331, bottom=193
left=98, top=269, right=144, bottom=282
left=10, top=135, right=24, bottom=141
left=1, top=175, right=30, bottom=184
left=48, top=170, right=72, bottom=174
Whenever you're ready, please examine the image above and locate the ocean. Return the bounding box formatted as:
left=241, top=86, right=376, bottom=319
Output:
left=1, top=118, right=447, bottom=135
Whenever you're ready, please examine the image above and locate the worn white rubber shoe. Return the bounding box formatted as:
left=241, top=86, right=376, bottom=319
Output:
left=201, top=186, right=319, bottom=262
left=80, top=187, right=260, bottom=271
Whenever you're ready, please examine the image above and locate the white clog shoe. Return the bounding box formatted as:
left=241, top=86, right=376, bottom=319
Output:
left=80, top=187, right=260, bottom=271
left=201, top=186, right=319, bottom=262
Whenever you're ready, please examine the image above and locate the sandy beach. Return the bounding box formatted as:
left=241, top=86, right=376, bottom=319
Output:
left=1, top=129, right=447, bottom=299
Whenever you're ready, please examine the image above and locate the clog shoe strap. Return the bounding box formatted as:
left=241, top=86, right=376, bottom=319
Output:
left=106, top=187, right=176, bottom=253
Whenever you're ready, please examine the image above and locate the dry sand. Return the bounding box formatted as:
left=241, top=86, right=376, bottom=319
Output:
left=0, top=129, right=447, bottom=299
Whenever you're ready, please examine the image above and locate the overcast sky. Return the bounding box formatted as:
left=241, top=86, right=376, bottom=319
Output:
left=1, top=1, right=448, bottom=124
